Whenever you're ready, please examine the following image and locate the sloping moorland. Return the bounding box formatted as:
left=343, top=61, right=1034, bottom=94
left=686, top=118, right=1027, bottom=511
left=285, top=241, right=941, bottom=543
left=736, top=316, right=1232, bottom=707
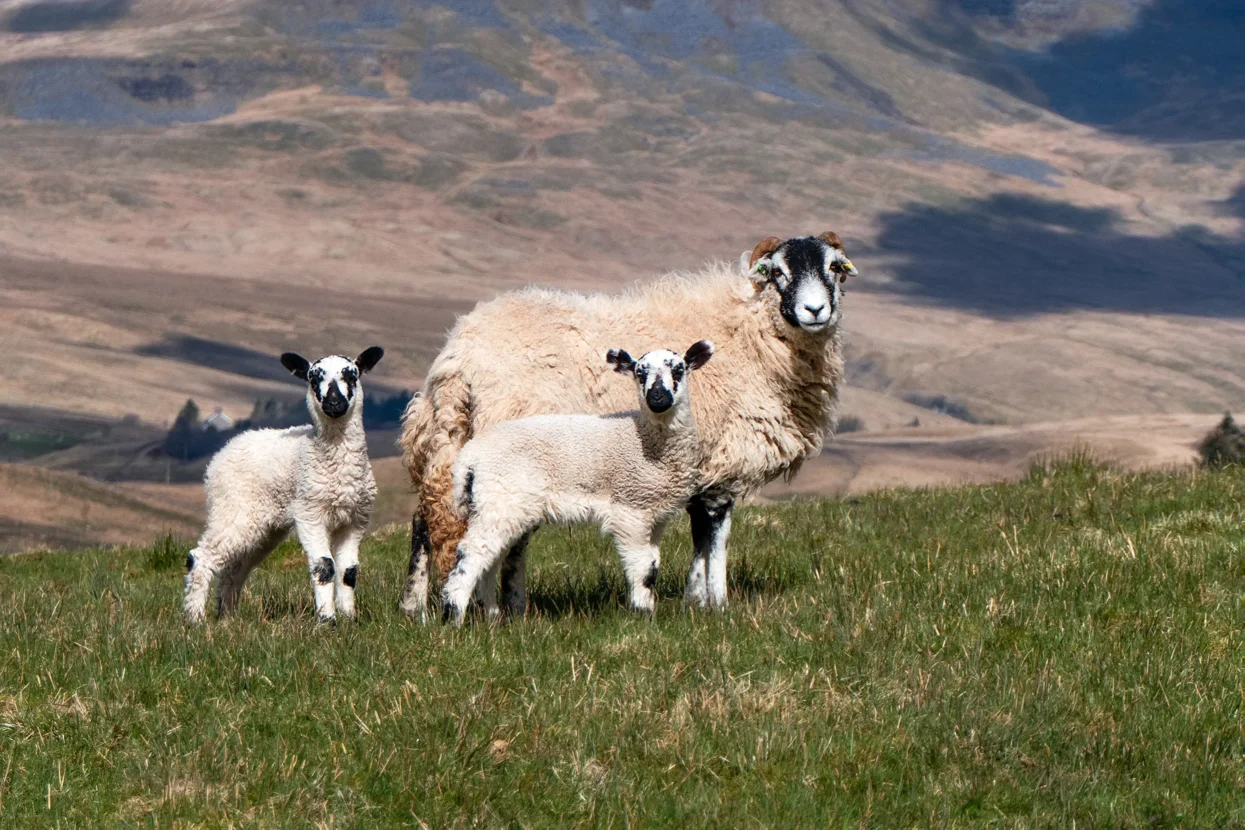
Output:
left=0, top=0, right=1242, bottom=548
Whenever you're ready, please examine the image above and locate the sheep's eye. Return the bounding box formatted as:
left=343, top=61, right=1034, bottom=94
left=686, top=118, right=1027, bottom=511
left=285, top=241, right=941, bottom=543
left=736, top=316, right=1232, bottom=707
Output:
left=671, top=366, right=684, bottom=381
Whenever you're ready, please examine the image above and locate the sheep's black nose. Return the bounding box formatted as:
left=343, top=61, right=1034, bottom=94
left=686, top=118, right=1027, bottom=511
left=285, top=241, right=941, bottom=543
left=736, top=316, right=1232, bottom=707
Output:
left=322, top=387, right=349, bottom=418
left=646, top=387, right=673, bottom=414
left=804, top=303, right=826, bottom=317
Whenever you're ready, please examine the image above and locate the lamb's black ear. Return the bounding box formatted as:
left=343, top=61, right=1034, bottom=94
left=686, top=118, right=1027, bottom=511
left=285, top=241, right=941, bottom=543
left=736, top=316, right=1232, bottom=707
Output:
left=605, top=348, right=636, bottom=375
left=281, top=352, right=310, bottom=381
left=356, top=346, right=384, bottom=373
left=684, top=340, right=714, bottom=371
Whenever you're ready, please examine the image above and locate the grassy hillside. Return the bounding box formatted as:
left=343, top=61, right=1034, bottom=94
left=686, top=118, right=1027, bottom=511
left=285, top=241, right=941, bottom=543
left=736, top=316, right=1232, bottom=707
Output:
left=1, top=460, right=1242, bottom=825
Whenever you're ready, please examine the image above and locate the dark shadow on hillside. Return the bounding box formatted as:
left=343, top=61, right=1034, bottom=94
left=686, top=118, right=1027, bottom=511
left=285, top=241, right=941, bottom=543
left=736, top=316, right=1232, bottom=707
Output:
left=1218, top=184, right=1245, bottom=219
left=873, top=193, right=1245, bottom=317
left=136, top=336, right=298, bottom=384
left=943, top=0, right=1245, bottom=141
left=5, top=0, right=130, bottom=33
left=1012, top=0, right=1245, bottom=141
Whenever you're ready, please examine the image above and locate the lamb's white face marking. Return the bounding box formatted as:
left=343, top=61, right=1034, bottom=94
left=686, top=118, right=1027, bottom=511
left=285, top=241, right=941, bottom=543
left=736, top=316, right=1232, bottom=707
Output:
left=606, top=341, right=713, bottom=417
left=632, top=349, right=685, bottom=415
left=306, top=356, right=361, bottom=420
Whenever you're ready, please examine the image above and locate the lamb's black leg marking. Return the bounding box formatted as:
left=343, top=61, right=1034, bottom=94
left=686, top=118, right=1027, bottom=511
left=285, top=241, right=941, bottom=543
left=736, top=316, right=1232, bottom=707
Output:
left=400, top=514, right=432, bottom=619
left=342, top=565, right=358, bottom=589
left=407, top=516, right=429, bottom=578
left=686, top=492, right=734, bottom=607
left=500, top=530, right=533, bottom=617
left=312, top=557, right=335, bottom=584
left=643, top=562, right=659, bottom=591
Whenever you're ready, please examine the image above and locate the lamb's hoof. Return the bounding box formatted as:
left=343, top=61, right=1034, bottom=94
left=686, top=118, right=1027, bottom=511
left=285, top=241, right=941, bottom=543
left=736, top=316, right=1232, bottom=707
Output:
left=441, top=602, right=463, bottom=627
left=316, top=614, right=338, bottom=628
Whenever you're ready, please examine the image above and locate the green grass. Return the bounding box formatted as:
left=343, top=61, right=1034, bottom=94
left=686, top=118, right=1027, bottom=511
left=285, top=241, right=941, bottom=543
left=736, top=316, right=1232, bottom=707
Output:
left=1, top=460, right=1243, bottom=827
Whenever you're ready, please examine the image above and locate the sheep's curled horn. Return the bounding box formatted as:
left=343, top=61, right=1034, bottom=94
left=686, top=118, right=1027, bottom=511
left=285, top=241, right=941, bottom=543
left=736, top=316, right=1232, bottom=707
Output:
left=748, top=236, right=783, bottom=269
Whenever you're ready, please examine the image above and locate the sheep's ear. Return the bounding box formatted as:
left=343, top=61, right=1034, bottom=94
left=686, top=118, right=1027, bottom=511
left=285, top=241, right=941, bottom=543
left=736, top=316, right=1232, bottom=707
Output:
left=356, top=346, right=384, bottom=373
left=684, top=340, right=714, bottom=371
left=281, top=352, right=310, bottom=381
left=818, top=231, right=857, bottom=281
left=605, top=348, right=636, bottom=375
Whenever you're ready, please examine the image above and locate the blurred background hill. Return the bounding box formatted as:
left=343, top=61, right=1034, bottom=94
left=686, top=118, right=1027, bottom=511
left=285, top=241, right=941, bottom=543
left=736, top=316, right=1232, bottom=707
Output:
left=0, top=0, right=1241, bottom=550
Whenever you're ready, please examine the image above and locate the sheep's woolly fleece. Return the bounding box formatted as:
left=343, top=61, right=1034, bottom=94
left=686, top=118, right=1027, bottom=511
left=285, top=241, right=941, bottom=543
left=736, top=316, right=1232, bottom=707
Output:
left=400, top=260, right=845, bottom=576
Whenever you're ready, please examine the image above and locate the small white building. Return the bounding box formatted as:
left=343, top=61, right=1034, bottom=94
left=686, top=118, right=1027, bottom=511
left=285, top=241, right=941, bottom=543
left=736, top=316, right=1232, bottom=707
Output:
left=202, top=408, right=233, bottom=432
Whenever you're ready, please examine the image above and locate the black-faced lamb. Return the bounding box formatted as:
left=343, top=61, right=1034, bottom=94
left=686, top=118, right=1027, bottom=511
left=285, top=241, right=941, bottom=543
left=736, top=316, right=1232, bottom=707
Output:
left=399, top=233, right=856, bottom=621
left=440, top=341, right=713, bottom=625
left=183, top=347, right=384, bottom=624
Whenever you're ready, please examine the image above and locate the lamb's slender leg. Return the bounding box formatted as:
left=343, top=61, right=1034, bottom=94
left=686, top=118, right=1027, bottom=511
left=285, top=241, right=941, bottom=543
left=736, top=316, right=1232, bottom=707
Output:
left=183, top=546, right=216, bottom=624
left=332, top=525, right=366, bottom=620
left=441, top=527, right=511, bottom=626
left=215, top=529, right=284, bottom=618
left=615, top=519, right=663, bottom=613
left=686, top=493, right=734, bottom=609
left=499, top=530, right=533, bottom=618
left=475, top=558, right=503, bottom=623
left=400, top=515, right=431, bottom=623
left=295, top=520, right=338, bottom=623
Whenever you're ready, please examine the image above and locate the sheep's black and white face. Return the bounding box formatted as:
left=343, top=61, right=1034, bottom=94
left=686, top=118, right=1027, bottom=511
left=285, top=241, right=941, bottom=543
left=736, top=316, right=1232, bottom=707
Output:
left=746, top=233, right=857, bottom=334
left=281, top=347, right=384, bottom=421
left=606, top=341, right=713, bottom=415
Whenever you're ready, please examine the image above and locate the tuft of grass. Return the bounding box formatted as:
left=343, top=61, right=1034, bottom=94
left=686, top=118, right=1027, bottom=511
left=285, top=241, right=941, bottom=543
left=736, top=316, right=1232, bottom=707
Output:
left=0, top=461, right=1242, bottom=826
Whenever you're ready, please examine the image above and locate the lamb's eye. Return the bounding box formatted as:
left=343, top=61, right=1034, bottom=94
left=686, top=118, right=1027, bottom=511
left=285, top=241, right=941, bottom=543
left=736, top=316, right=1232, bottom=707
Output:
left=671, top=366, right=684, bottom=381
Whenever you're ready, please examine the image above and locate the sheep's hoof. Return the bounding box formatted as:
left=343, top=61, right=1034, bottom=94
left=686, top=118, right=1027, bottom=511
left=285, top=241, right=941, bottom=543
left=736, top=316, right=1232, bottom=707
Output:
left=316, top=614, right=338, bottom=628
left=441, top=602, right=463, bottom=626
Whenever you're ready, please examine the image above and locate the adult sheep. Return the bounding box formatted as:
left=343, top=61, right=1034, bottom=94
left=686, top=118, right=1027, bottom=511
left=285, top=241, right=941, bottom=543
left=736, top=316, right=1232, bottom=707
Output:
left=398, top=233, right=857, bottom=620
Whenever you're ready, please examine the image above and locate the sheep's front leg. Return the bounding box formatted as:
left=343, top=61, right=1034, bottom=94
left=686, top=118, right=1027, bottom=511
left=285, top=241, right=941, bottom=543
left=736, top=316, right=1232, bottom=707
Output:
left=475, top=558, right=503, bottom=624
left=183, top=547, right=215, bottom=624
left=686, top=493, right=733, bottom=609
left=615, top=518, right=663, bottom=613
left=441, top=528, right=508, bottom=626
left=400, top=515, right=431, bottom=623
left=295, top=520, right=337, bottom=623
left=499, top=530, right=533, bottom=618
left=332, top=524, right=366, bottom=620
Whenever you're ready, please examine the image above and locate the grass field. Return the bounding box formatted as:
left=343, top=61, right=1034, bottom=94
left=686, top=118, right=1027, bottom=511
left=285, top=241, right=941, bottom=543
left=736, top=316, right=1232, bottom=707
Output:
left=1, top=459, right=1242, bottom=827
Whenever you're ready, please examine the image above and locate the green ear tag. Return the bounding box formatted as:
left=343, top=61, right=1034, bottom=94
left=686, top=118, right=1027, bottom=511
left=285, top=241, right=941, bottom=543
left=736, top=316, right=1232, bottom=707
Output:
left=755, top=263, right=769, bottom=277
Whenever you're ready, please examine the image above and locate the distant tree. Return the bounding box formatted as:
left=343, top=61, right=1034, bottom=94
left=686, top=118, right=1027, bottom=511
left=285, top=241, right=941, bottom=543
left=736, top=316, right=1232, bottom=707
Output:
left=163, top=399, right=202, bottom=461
left=1198, top=413, right=1245, bottom=468
left=837, top=414, right=865, bottom=433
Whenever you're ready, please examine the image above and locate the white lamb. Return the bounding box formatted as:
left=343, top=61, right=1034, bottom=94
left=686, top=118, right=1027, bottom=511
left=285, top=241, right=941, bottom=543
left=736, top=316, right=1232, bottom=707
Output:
left=440, top=341, right=714, bottom=625
left=183, top=347, right=384, bottom=624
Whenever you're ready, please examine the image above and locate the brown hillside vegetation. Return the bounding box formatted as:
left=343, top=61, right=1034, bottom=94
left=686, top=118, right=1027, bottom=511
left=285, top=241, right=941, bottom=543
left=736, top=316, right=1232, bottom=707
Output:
left=0, top=462, right=199, bottom=552
left=0, top=0, right=1241, bottom=549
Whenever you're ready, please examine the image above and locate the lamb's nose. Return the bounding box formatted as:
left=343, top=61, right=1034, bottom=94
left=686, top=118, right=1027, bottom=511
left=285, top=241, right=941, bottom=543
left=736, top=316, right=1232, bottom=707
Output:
left=804, top=303, right=826, bottom=318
